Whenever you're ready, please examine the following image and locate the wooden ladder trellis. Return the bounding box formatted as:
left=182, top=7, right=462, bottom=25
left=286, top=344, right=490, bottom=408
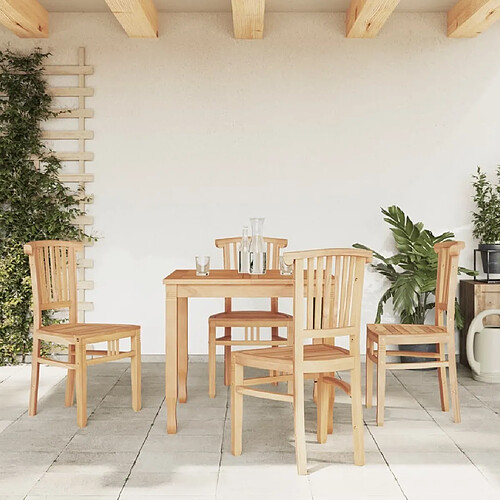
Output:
left=43, top=47, right=94, bottom=320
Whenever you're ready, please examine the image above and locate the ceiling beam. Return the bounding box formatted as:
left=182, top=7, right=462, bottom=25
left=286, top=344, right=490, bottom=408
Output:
left=0, top=0, right=48, bottom=38
left=105, top=0, right=158, bottom=38
left=231, top=0, right=265, bottom=40
left=346, top=0, right=400, bottom=38
left=448, top=0, right=500, bottom=37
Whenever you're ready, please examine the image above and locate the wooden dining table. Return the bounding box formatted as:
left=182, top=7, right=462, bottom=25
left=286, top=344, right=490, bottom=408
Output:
left=163, top=269, right=295, bottom=434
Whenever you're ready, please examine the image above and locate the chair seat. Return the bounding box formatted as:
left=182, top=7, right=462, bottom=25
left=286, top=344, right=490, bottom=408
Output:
left=367, top=324, right=447, bottom=336
left=209, top=310, right=293, bottom=326
left=38, top=323, right=140, bottom=340
left=233, top=344, right=350, bottom=372
left=367, top=323, right=448, bottom=344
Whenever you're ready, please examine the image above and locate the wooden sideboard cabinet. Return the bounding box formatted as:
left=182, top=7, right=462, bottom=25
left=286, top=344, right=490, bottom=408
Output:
left=459, top=280, right=500, bottom=367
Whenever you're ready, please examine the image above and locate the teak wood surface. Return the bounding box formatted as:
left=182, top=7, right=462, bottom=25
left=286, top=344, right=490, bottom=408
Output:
left=208, top=237, right=291, bottom=397
left=25, top=240, right=141, bottom=428
left=230, top=248, right=372, bottom=474
left=366, top=241, right=465, bottom=426
left=163, top=269, right=295, bottom=434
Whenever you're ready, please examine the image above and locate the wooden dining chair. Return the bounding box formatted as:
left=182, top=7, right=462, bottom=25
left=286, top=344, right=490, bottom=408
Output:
left=231, top=248, right=372, bottom=474
left=24, top=240, right=141, bottom=428
left=208, top=236, right=293, bottom=397
left=366, top=241, right=465, bottom=426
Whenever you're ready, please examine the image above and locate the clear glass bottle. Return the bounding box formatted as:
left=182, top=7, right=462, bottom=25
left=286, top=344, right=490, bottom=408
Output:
left=238, top=225, right=250, bottom=273
left=249, top=217, right=267, bottom=274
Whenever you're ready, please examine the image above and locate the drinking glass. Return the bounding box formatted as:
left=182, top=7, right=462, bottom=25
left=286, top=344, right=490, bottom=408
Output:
left=196, top=256, right=210, bottom=276
left=279, top=256, right=293, bottom=276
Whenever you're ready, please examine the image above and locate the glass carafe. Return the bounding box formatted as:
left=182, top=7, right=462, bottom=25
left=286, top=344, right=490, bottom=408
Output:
left=249, top=217, right=267, bottom=274
left=238, top=226, right=250, bottom=273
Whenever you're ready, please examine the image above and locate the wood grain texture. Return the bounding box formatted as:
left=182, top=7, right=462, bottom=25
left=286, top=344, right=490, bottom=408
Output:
left=209, top=236, right=291, bottom=397
left=24, top=240, right=142, bottom=428
left=231, top=0, right=265, bottom=39
left=366, top=241, right=465, bottom=426
left=0, top=0, right=48, bottom=38
left=105, top=0, right=158, bottom=38
left=448, top=0, right=500, bottom=37
left=230, top=248, right=371, bottom=474
left=346, top=0, right=400, bottom=38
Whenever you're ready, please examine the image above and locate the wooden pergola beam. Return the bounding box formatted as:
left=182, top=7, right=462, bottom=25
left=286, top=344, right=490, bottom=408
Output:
left=0, top=0, right=48, bottom=38
left=346, top=0, right=400, bottom=38
left=448, top=0, right=500, bottom=37
left=104, top=0, right=158, bottom=38
left=231, top=0, right=265, bottom=40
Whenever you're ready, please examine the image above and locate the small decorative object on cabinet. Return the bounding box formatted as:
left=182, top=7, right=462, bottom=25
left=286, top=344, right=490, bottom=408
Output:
left=459, top=280, right=500, bottom=367
left=472, top=166, right=500, bottom=275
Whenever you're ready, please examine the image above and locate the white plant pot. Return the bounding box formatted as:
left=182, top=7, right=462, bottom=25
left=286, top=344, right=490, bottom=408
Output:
left=467, top=309, right=500, bottom=383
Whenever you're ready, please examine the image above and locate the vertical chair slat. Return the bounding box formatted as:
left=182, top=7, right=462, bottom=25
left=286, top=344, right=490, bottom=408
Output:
left=333, top=256, right=341, bottom=328
left=323, top=256, right=333, bottom=328
left=345, top=256, right=355, bottom=326
left=48, top=246, right=56, bottom=302
left=314, top=256, right=324, bottom=329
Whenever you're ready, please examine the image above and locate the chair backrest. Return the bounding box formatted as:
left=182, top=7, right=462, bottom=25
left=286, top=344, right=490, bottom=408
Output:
left=284, top=248, right=372, bottom=365
left=215, top=236, right=288, bottom=271
left=434, top=241, right=465, bottom=332
left=24, top=240, right=84, bottom=329
left=215, top=236, right=288, bottom=313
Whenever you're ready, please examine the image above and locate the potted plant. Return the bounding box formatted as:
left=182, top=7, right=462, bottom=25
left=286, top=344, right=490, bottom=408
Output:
left=354, top=206, right=475, bottom=362
left=472, top=166, right=500, bottom=274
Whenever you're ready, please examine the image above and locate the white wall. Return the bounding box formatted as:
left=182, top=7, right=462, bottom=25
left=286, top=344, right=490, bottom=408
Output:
left=1, top=13, right=499, bottom=355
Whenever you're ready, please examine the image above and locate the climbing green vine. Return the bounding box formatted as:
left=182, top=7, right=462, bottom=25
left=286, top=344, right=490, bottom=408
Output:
left=0, top=48, right=89, bottom=365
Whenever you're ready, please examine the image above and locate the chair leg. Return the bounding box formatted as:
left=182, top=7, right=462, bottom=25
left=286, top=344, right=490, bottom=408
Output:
left=65, top=344, right=76, bottom=407
left=271, top=327, right=279, bottom=385
left=448, top=352, right=461, bottom=423
left=294, top=371, right=307, bottom=475
left=224, top=327, right=231, bottom=386
left=437, top=342, right=449, bottom=412
left=327, top=377, right=335, bottom=435
left=351, top=362, right=365, bottom=466
left=131, top=332, right=142, bottom=412
left=209, top=323, right=217, bottom=398
left=366, top=336, right=374, bottom=409
left=231, top=360, right=243, bottom=456
left=376, top=343, right=386, bottom=427
left=29, top=337, right=41, bottom=416
left=317, top=374, right=328, bottom=444
left=75, top=339, right=88, bottom=428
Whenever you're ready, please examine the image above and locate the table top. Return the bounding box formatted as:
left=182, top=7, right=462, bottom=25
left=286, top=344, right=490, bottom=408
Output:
left=163, top=269, right=294, bottom=285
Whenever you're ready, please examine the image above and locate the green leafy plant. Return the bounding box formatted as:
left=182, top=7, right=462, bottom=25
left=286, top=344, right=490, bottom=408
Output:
left=354, top=206, right=475, bottom=327
left=0, top=48, right=91, bottom=365
left=472, top=166, right=500, bottom=244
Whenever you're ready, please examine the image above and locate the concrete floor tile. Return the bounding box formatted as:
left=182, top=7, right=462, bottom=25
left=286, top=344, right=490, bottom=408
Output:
left=65, top=433, right=146, bottom=453
left=29, top=471, right=127, bottom=496
left=0, top=468, right=49, bottom=496
left=122, top=471, right=218, bottom=496
left=217, top=464, right=311, bottom=497
left=309, top=455, right=402, bottom=498
left=385, top=452, right=497, bottom=500
left=142, top=433, right=223, bottom=453
left=50, top=451, right=138, bottom=473
left=134, top=451, right=220, bottom=473
left=2, top=361, right=500, bottom=499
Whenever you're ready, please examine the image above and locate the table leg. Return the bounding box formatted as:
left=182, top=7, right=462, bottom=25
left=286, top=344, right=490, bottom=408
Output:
left=166, top=285, right=178, bottom=434
left=178, top=297, right=188, bottom=403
